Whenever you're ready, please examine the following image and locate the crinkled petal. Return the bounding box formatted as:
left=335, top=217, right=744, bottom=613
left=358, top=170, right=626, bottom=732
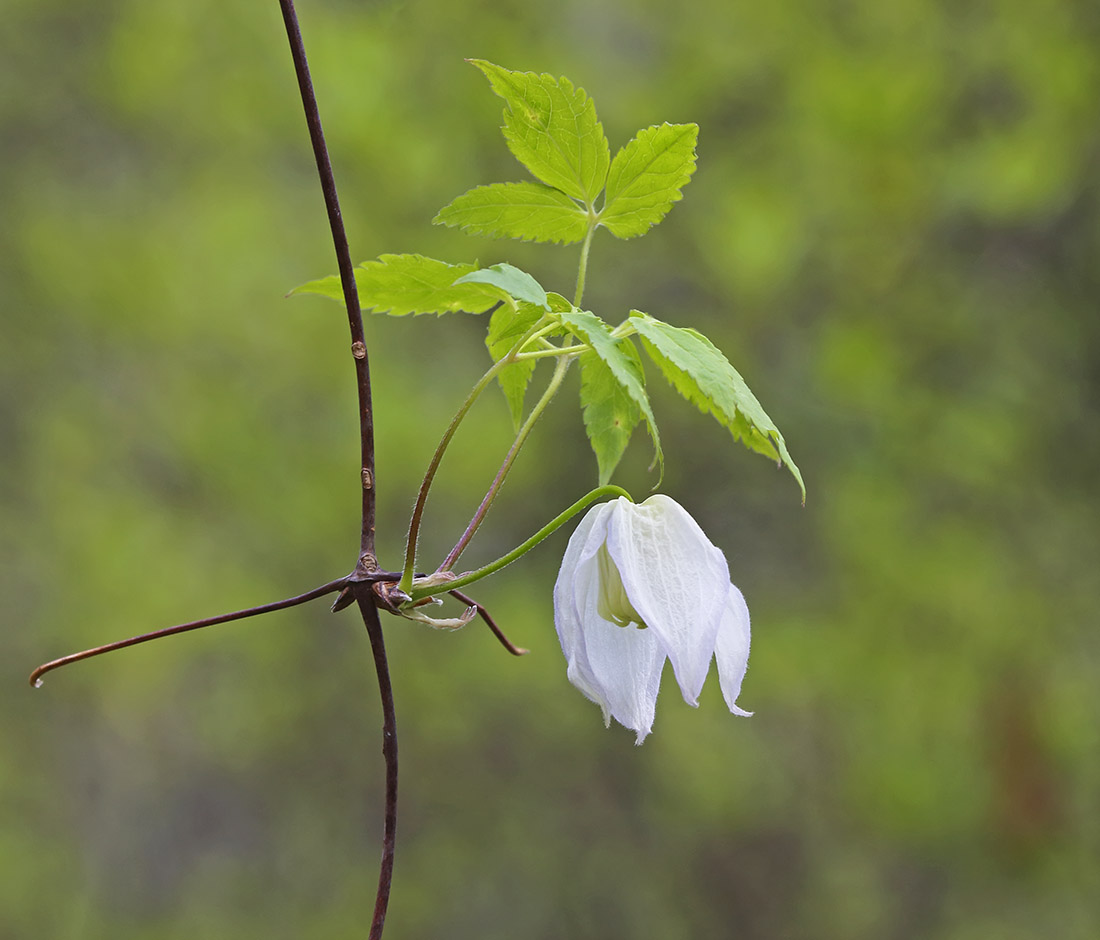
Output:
left=553, top=501, right=617, bottom=719
left=715, top=583, right=752, bottom=716
left=577, top=614, right=664, bottom=744
left=555, top=500, right=666, bottom=742
left=607, top=495, right=730, bottom=706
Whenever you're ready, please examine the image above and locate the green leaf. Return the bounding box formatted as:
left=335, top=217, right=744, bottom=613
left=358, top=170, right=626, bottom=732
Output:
left=630, top=311, right=805, bottom=500
left=560, top=309, right=663, bottom=480
left=486, top=301, right=546, bottom=429
left=600, top=123, right=699, bottom=239
left=578, top=346, right=644, bottom=486
left=455, top=263, right=549, bottom=310
left=356, top=254, right=501, bottom=316
left=434, top=182, right=589, bottom=244
left=470, top=60, right=610, bottom=204
left=546, top=291, right=572, bottom=313
left=486, top=301, right=546, bottom=359
left=287, top=274, right=346, bottom=303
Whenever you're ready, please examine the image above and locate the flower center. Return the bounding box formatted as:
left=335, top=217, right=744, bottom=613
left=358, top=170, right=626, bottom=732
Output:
left=595, top=545, right=645, bottom=628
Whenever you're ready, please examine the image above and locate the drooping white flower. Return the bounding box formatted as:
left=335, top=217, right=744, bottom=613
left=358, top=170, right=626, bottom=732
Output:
left=553, top=495, right=751, bottom=744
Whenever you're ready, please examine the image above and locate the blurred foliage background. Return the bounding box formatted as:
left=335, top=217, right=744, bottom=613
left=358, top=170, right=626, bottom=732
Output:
left=3, top=0, right=1098, bottom=937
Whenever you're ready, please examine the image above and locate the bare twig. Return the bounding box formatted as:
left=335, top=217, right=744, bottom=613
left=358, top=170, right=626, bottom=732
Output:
left=279, top=4, right=397, bottom=937
left=449, top=589, right=529, bottom=656
left=29, top=578, right=349, bottom=687
left=279, top=0, right=377, bottom=566
left=358, top=596, right=398, bottom=940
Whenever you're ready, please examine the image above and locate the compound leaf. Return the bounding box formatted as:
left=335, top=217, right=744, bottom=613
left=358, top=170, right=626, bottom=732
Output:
left=560, top=309, right=663, bottom=481
left=470, top=59, right=610, bottom=204
left=288, top=274, right=346, bottom=303
left=486, top=301, right=546, bottom=429
left=601, top=123, right=699, bottom=239
left=630, top=311, right=805, bottom=500
left=292, top=254, right=502, bottom=316
left=435, top=182, right=589, bottom=244
left=455, top=263, right=549, bottom=310
left=578, top=345, right=645, bottom=486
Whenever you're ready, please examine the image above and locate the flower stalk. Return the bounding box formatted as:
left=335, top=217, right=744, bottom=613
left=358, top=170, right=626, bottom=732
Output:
left=399, top=313, right=556, bottom=594
left=407, top=485, right=632, bottom=603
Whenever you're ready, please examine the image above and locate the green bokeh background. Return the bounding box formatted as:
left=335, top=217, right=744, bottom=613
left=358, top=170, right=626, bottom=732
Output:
left=3, top=1, right=1098, bottom=937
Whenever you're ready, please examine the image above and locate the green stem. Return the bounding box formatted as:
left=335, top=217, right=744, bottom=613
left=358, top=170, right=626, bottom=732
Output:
left=439, top=350, right=576, bottom=573
left=513, top=345, right=587, bottom=362
left=398, top=314, right=552, bottom=593
left=573, top=222, right=597, bottom=308
left=524, top=322, right=564, bottom=347
left=609, top=320, right=638, bottom=339
left=408, top=485, right=634, bottom=601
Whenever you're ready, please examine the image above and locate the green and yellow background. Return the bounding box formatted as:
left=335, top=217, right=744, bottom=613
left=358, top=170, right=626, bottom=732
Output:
left=2, top=0, right=1097, bottom=937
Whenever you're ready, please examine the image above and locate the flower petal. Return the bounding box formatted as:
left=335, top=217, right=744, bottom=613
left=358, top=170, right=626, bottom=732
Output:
left=575, top=615, right=664, bottom=744
left=607, top=495, right=730, bottom=706
left=715, top=583, right=752, bottom=716
left=555, top=499, right=665, bottom=742
left=553, top=501, right=617, bottom=719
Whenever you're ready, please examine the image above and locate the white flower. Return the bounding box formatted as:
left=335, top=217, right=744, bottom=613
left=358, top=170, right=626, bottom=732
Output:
left=553, top=495, right=751, bottom=744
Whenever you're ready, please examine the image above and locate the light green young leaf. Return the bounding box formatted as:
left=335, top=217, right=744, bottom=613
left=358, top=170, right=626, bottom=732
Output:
left=630, top=311, right=805, bottom=500
left=486, top=301, right=546, bottom=429
left=486, top=301, right=546, bottom=360
left=470, top=60, right=610, bottom=205
left=356, top=254, right=501, bottom=316
left=288, top=274, right=346, bottom=303
left=546, top=291, right=572, bottom=313
left=560, top=309, right=663, bottom=480
left=434, top=182, right=589, bottom=245
left=578, top=345, right=644, bottom=486
left=455, top=263, right=549, bottom=310
left=600, top=123, right=699, bottom=239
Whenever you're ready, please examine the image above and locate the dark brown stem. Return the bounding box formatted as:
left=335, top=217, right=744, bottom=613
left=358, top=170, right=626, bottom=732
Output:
left=279, top=0, right=377, bottom=565
left=357, top=595, right=398, bottom=940
left=279, top=6, right=397, bottom=937
left=29, top=578, right=349, bottom=687
left=449, top=590, right=528, bottom=656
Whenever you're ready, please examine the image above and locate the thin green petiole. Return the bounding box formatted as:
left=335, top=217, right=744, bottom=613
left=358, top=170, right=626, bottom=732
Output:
left=408, top=485, right=633, bottom=602
left=438, top=349, right=577, bottom=573
left=513, top=345, right=586, bottom=362
left=410, top=215, right=598, bottom=592
left=398, top=313, right=553, bottom=593
left=609, top=320, right=638, bottom=340
left=525, top=321, right=564, bottom=345
left=573, top=221, right=597, bottom=308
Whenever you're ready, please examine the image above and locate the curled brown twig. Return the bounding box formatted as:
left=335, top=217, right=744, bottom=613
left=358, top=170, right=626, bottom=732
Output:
left=450, top=589, right=529, bottom=656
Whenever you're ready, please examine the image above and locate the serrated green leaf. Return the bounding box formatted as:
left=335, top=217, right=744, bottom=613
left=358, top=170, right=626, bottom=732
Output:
left=546, top=292, right=572, bottom=313
left=578, top=346, right=644, bottom=485
left=455, top=263, right=549, bottom=310
left=470, top=60, right=610, bottom=204
left=287, top=274, right=346, bottom=302
left=600, top=123, right=699, bottom=239
left=630, top=311, right=805, bottom=500
left=486, top=301, right=546, bottom=429
left=560, top=309, right=663, bottom=480
left=354, top=254, right=501, bottom=316
left=434, top=182, right=589, bottom=245
left=486, top=301, right=546, bottom=359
